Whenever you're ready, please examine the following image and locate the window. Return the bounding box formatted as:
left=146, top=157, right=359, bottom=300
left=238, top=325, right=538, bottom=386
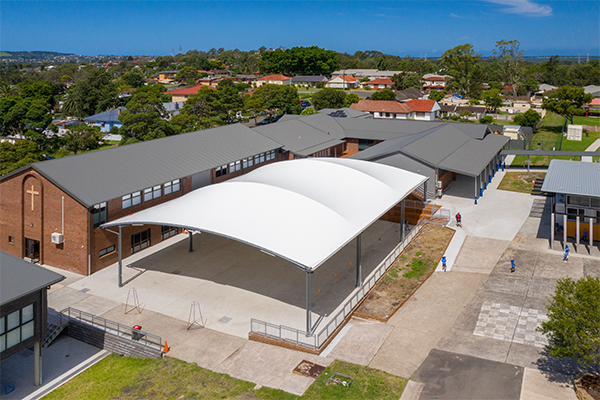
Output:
left=164, top=179, right=181, bottom=195
left=233, top=160, right=241, bottom=172
left=99, top=245, right=115, bottom=257
left=216, top=165, right=228, bottom=177
left=161, top=225, right=178, bottom=240
left=266, top=150, right=275, bottom=161
left=144, top=185, right=162, bottom=202
left=131, top=228, right=151, bottom=254
left=92, top=202, right=108, bottom=229
left=122, top=194, right=132, bottom=209
left=131, top=191, right=141, bottom=206
left=255, top=153, right=265, bottom=164
left=8, top=236, right=14, bottom=244
left=0, top=304, right=35, bottom=351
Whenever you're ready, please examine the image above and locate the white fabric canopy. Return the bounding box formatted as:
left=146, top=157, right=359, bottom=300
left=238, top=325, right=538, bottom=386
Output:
left=103, top=158, right=427, bottom=271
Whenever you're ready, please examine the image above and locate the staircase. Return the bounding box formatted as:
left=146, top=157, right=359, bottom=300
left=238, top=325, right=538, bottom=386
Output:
left=42, top=311, right=69, bottom=348
left=531, top=178, right=546, bottom=196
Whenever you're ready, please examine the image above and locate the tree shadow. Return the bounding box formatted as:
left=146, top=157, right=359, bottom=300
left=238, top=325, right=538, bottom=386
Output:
left=535, top=349, right=582, bottom=384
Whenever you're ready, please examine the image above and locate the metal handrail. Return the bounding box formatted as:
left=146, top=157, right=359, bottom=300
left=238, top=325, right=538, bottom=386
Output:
left=42, top=312, right=64, bottom=347
left=60, top=307, right=162, bottom=350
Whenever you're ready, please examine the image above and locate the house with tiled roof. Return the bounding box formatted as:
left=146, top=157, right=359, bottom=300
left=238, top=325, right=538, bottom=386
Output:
left=422, top=76, right=446, bottom=92
left=255, top=75, right=291, bottom=87
left=169, top=85, right=217, bottom=102
left=327, top=75, right=359, bottom=89
left=350, top=99, right=440, bottom=121
left=364, top=78, right=394, bottom=90
left=291, top=75, right=329, bottom=87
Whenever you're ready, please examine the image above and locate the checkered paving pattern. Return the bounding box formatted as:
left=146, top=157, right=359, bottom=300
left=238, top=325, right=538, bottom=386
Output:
left=473, top=302, right=549, bottom=348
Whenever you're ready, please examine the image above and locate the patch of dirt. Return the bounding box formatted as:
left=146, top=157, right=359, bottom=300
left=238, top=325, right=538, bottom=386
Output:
left=355, top=224, right=454, bottom=320
left=581, top=374, right=600, bottom=400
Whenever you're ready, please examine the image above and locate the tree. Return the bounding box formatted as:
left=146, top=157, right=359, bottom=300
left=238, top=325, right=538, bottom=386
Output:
left=429, top=90, right=445, bottom=101
left=62, top=123, right=104, bottom=154
left=514, top=109, right=541, bottom=128
left=259, top=46, right=338, bottom=75
left=121, top=71, right=145, bottom=88
left=243, top=96, right=267, bottom=124
left=216, top=79, right=243, bottom=124
left=479, top=115, right=493, bottom=124
left=539, top=276, right=600, bottom=374
left=493, top=40, right=524, bottom=101
left=0, top=139, right=44, bottom=175
left=66, top=68, right=118, bottom=117
left=181, top=86, right=227, bottom=129
left=542, top=85, right=594, bottom=124
left=481, top=89, right=503, bottom=111
left=344, top=93, right=361, bottom=107
left=176, top=67, right=199, bottom=85
left=250, top=84, right=301, bottom=117
left=391, top=72, right=422, bottom=90
left=370, top=89, right=396, bottom=101
left=311, top=88, right=346, bottom=110
left=118, top=91, right=176, bottom=142
left=300, top=107, right=317, bottom=116
left=467, top=98, right=481, bottom=105
left=441, top=44, right=484, bottom=98
left=459, top=110, right=473, bottom=121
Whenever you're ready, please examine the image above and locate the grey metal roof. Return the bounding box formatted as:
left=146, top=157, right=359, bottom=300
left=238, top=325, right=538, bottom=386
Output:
left=84, top=107, right=125, bottom=123
left=350, top=123, right=509, bottom=177
left=449, top=122, right=490, bottom=140
left=4, top=124, right=282, bottom=207
left=253, top=118, right=344, bottom=157
left=336, top=118, right=445, bottom=141
left=1, top=251, right=65, bottom=306
left=291, top=75, right=328, bottom=83
left=501, top=150, right=600, bottom=156
left=319, top=107, right=371, bottom=119
left=541, top=160, right=600, bottom=197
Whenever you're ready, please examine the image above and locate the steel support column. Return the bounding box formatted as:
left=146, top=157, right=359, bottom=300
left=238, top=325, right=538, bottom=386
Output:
left=400, top=199, right=405, bottom=241
left=423, top=181, right=427, bottom=203
left=34, top=341, right=41, bottom=386
left=563, top=214, right=568, bottom=248
left=189, top=230, right=193, bottom=252
left=576, top=216, right=580, bottom=253
left=474, top=176, right=478, bottom=204
left=590, top=218, right=594, bottom=250
left=118, top=225, right=123, bottom=287
left=550, top=212, right=555, bottom=250
left=306, top=271, right=312, bottom=334
left=356, top=235, right=362, bottom=288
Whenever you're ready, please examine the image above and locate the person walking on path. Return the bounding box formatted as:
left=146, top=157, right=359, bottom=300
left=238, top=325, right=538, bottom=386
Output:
left=442, top=256, right=447, bottom=272
left=456, top=212, right=462, bottom=228
left=563, top=251, right=569, bottom=262
left=510, top=260, right=515, bottom=273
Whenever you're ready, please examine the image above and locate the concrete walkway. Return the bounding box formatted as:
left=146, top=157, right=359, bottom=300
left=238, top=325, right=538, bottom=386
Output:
left=582, top=138, right=600, bottom=162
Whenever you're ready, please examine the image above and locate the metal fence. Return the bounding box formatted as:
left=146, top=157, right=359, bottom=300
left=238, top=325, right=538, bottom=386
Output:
left=60, top=307, right=163, bottom=350
left=250, top=210, right=451, bottom=350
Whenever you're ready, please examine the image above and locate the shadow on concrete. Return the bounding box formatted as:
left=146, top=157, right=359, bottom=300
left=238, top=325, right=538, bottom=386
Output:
left=124, top=220, right=403, bottom=318
left=442, top=174, right=479, bottom=200
left=534, top=351, right=582, bottom=385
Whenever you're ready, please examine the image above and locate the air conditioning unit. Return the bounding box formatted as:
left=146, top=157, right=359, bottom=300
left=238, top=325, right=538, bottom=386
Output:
left=51, top=232, right=64, bottom=244
left=436, top=181, right=443, bottom=189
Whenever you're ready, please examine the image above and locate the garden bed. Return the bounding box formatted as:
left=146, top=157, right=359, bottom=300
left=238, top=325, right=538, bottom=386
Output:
left=355, top=224, right=454, bottom=321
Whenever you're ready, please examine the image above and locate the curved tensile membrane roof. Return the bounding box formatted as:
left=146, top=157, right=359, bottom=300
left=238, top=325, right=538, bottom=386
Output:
left=103, top=158, right=427, bottom=271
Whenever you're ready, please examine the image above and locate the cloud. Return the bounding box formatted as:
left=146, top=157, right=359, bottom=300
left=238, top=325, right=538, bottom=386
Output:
left=450, top=13, right=465, bottom=18
left=485, top=0, right=553, bottom=17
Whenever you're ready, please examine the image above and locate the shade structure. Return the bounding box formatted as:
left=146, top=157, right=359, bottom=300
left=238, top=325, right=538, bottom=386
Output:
left=103, top=158, right=427, bottom=271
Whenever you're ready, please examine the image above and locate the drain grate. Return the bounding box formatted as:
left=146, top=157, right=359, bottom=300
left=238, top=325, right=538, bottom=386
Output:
left=219, top=316, right=232, bottom=323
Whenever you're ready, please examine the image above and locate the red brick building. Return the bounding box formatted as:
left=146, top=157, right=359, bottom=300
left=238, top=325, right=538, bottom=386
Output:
left=0, top=124, right=282, bottom=276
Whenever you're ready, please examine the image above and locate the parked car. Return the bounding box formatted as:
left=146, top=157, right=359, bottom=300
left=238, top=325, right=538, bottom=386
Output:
left=300, top=100, right=311, bottom=108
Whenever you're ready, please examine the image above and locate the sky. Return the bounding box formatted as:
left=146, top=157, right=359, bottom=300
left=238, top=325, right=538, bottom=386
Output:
left=1, top=0, right=599, bottom=57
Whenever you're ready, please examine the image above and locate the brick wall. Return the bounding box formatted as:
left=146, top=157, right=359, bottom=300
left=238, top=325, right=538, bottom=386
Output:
left=65, top=319, right=162, bottom=358
left=0, top=168, right=89, bottom=274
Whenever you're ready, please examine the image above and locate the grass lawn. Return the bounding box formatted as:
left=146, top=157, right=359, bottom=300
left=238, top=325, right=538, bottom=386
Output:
left=510, top=112, right=600, bottom=167
left=51, top=141, right=120, bottom=159
left=497, top=172, right=546, bottom=193
left=573, top=116, right=600, bottom=126
left=42, top=355, right=407, bottom=400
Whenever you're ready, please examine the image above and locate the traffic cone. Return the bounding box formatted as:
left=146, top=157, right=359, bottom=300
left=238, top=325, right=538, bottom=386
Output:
left=164, top=340, right=169, bottom=353
left=318, top=288, right=321, bottom=293
left=334, top=273, right=337, bottom=278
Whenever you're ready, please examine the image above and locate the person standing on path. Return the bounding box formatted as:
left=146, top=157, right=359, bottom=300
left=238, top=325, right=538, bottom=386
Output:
left=442, top=256, right=447, bottom=272
left=563, top=251, right=569, bottom=262
left=510, top=260, right=515, bottom=273
left=456, top=212, right=462, bottom=228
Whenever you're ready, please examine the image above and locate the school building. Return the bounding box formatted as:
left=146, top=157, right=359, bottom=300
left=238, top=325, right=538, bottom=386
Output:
left=0, top=124, right=283, bottom=276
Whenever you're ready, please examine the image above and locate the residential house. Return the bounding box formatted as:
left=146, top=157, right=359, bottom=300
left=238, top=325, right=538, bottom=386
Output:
left=396, top=88, right=426, bottom=102
left=364, top=78, right=394, bottom=90
left=331, top=70, right=401, bottom=81
left=439, top=105, right=487, bottom=120
left=255, top=75, right=291, bottom=87
left=169, top=85, right=205, bottom=102
left=291, top=75, right=329, bottom=87
left=350, top=99, right=440, bottom=121
left=84, top=107, right=125, bottom=132
left=422, top=76, right=446, bottom=92
left=198, top=77, right=222, bottom=86
left=157, top=71, right=179, bottom=83
left=327, top=75, right=359, bottom=89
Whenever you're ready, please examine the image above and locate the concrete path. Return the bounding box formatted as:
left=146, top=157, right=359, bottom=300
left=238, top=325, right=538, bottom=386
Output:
left=582, top=138, right=600, bottom=162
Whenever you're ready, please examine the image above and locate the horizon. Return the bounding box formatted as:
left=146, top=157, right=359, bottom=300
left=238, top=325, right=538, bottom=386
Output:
left=1, top=1, right=599, bottom=58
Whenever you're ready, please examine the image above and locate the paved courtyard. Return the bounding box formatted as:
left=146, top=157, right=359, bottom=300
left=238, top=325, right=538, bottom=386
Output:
left=22, top=166, right=599, bottom=398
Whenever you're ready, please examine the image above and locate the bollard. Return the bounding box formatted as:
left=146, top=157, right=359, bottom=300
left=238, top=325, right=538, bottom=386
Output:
left=474, top=197, right=478, bottom=205
left=480, top=188, right=483, bottom=197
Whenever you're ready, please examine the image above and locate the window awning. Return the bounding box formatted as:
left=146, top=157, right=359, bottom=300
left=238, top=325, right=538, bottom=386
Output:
left=103, top=158, right=427, bottom=271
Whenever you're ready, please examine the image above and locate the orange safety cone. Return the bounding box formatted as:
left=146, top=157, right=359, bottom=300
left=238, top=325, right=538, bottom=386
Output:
left=318, top=288, right=321, bottom=293
left=164, top=340, right=169, bottom=353
left=334, top=273, right=337, bottom=278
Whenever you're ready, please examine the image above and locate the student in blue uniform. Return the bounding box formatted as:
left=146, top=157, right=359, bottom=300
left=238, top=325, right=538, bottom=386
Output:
left=510, top=260, right=515, bottom=273
left=442, top=256, right=447, bottom=272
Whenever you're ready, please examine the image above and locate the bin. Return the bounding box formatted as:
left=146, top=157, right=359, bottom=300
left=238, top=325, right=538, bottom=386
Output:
left=132, top=325, right=143, bottom=341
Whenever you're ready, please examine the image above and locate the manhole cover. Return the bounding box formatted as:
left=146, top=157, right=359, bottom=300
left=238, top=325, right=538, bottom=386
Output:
left=293, top=360, right=326, bottom=378
left=219, top=316, right=232, bottom=323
